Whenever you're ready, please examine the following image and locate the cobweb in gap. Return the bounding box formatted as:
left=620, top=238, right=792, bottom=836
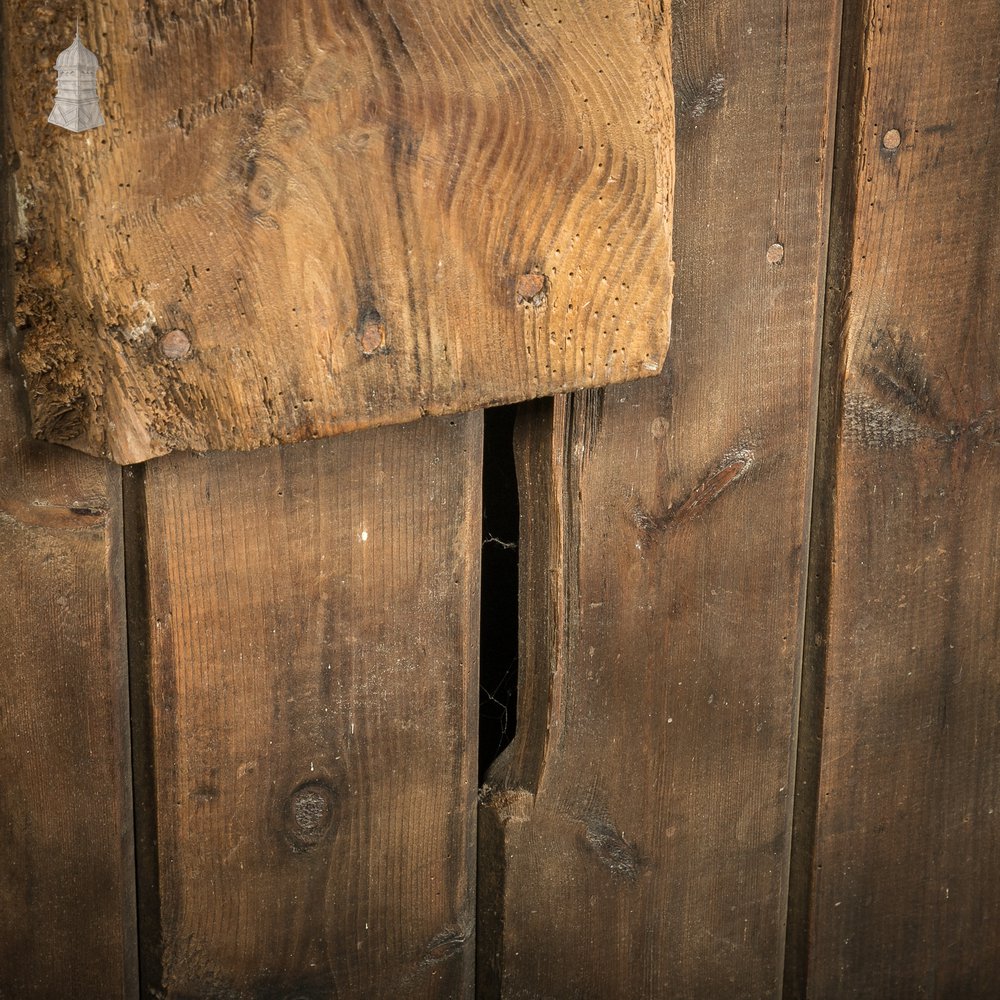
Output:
left=480, top=655, right=517, bottom=759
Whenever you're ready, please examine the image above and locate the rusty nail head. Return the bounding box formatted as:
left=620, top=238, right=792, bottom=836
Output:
left=516, top=273, right=547, bottom=307
left=159, top=328, right=191, bottom=360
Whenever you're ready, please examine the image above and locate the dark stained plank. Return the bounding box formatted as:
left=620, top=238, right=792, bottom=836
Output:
left=0, top=154, right=137, bottom=994
left=791, top=2, right=1000, bottom=996
left=478, top=0, right=842, bottom=995
left=9, top=0, right=672, bottom=463
left=127, top=413, right=482, bottom=997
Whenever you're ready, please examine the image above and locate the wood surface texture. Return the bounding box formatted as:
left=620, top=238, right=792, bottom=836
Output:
left=0, top=100, right=137, bottom=992
left=789, top=2, right=1000, bottom=996
left=6, top=2, right=1000, bottom=996
left=478, top=0, right=841, bottom=994
left=9, top=0, right=672, bottom=463
left=126, top=412, right=482, bottom=997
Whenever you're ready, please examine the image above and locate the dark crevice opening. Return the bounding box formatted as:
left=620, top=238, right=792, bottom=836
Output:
left=478, top=404, right=520, bottom=784
left=121, top=464, right=164, bottom=997
left=782, top=0, right=855, bottom=994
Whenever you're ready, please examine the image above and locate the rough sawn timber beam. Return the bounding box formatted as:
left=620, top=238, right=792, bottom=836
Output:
left=8, top=0, right=673, bottom=463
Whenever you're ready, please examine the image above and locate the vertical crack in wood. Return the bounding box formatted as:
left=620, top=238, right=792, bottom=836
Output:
left=247, top=0, right=255, bottom=66
left=477, top=395, right=573, bottom=997
left=782, top=1, right=858, bottom=995
left=122, top=462, right=164, bottom=997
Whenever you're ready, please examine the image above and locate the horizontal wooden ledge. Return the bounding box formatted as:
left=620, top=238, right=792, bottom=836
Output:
left=9, top=0, right=674, bottom=464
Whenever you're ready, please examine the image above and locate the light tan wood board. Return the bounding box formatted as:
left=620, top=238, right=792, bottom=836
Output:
left=9, top=0, right=673, bottom=463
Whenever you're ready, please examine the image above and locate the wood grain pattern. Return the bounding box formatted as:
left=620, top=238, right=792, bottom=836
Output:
left=792, top=2, right=1000, bottom=996
left=0, top=103, right=137, bottom=992
left=478, top=0, right=841, bottom=995
left=127, top=413, right=482, bottom=997
left=8, top=0, right=672, bottom=463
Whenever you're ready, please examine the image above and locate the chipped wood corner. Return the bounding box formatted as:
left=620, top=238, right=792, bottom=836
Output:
left=8, top=0, right=674, bottom=465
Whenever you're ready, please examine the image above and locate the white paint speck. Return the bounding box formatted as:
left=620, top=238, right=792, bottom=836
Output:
left=360, top=529, right=368, bottom=542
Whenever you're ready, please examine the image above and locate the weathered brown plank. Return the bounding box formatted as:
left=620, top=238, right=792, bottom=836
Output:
left=0, top=99, right=137, bottom=992
left=792, top=2, right=1000, bottom=996
left=478, top=0, right=841, bottom=995
left=127, top=413, right=482, bottom=997
left=9, top=0, right=672, bottom=463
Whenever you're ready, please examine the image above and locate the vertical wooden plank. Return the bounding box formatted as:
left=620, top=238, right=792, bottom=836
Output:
left=0, top=71, right=137, bottom=992
left=128, top=413, right=482, bottom=997
left=795, top=2, right=1000, bottom=996
left=479, top=0, right=841, bottom=996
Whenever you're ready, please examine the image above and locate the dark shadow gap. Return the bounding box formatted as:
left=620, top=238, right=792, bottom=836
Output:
left=478, top=404, right=521, bottom=784
left=121, top=463, right=164, bottom=997
left=782, top=0, right=856, bottom=994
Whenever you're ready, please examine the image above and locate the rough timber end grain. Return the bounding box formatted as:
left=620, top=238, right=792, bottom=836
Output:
left=8, top=0, right=673, bottom=463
